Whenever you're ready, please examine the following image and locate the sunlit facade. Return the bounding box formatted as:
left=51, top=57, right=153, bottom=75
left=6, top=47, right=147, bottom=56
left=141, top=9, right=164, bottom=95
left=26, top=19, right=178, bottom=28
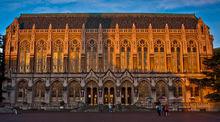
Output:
left=2, top=13, right=214, bottom=109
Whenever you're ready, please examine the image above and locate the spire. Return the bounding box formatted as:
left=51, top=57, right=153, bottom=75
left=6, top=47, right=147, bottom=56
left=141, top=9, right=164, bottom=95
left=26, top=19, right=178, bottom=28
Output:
left=49, top=23, right=52, bottom=30
left=65, top=23, right=69, bottom=30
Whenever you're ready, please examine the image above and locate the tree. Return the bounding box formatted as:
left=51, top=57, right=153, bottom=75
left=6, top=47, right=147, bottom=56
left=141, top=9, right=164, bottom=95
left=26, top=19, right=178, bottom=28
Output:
left=191, top=48, right=220, bottom=101
left=0, top=34, right=5, bottom=103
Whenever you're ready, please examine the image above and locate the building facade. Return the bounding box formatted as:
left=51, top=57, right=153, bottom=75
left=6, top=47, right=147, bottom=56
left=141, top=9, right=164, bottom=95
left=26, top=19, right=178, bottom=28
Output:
left=2, top=13, right=214, bottom=109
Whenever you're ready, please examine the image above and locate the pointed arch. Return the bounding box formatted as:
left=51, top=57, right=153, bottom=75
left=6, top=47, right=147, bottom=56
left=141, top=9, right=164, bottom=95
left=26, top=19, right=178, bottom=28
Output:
left=68, top=80, right=81, bottom=104
left=33, top=80, right=45, bottom=102
left=35, top=39, right=47, bottom=73
left=137, top=39, right=148, bottom=71
left=69, top=39, right=80, bottom=72
left=50, top=80, right=63, bottom=103
left=120, top=39, right=131, bottom=71
left=186, top=39, right=198, bottom=73
left=16, top=80, right=28, bottom=102
left=155, top=80, right=169, bottom=99
left=19, top=40, right=30, bottom=73
left=104, top=39, right=114, bottom=71
left=153, top=39, right=166, bottom=72
left=87, top=38, right=97, bottom=71
left=170, top=39, right=182, bottom=73
left=52, top=39, right=64, bottom=73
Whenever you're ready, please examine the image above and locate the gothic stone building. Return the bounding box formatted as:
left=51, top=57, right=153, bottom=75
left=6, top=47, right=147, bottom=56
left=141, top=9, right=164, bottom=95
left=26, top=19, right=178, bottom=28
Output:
left=2, top=13, right=214, bottom=109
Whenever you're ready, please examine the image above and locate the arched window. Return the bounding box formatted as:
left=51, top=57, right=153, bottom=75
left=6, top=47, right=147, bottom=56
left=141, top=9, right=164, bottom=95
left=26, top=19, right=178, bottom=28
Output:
left=138, top=81, right=151, bottom=103
left=51, top=81, right=63, bottom=102
left=187, top=40, right=197, bottom=73
left=34, top=81, right=45, bottom=102
left=36, top=40, right=47, bottom=73
left=137, top=39, right=148, bottom=71
left=155, top=81, right=168, bottom=99
left=17, top=80, right=28, bottom=102
left=53, top=40, right=64, bottom=73
left=104, top=39, right=114, bottom=71
left=154, top=40, right=165, bottom=72
left=120, top=39, right=131, bottom=71
left=173, top=81, right=183, bottom=97
left=19, top=40, right=30, bottom=73
left=87, top=39, right=97, bottom=71
left=69, top=39, right=80, bottom=73
left=68, top=81, right=81, bottom=104
left=170, top=40, right=181, bottom=73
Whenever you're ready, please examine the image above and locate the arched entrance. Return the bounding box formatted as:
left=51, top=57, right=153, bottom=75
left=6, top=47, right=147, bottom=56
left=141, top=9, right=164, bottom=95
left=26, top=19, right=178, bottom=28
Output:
left=155, top=81, right=169, bottom=104
left=33, top=81, right=45, bottom=103
left=68, top=81, right=81, bottom=105
left=103, top=80, right=115, bottom=105
left=121, top=80, right=133, bottom=105
left=86, top=81, right=98, bottom=105
left=17, top=80, right=28, bottom=102
left=50, top=81, right=63, bottom=105
left=138, top=81, right=152, bottom=106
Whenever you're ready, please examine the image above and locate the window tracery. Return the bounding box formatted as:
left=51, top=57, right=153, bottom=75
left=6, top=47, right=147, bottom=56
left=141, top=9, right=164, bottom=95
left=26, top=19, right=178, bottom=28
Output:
left=69, top=39, right=80, bottom=72
left=17, top=81, right=28, bottom=102
left=187, top=40, right=197, bottom=73
left=120, top=39, right=131, bottom=71
left=154, top=40, right=165, bottom=72
left=170, top=40, right=181, bottom=73
left=104, top=39, right=114, bottom=71
left=53, top=40, right=64, bottom=73
left=34, top=81, right=45, bottom=101
left=87, top=39, right=97, bottom=71
left=19, top=40, right=30, bottom=73
left=36, top=40, right=47, bottom=73
left=137, top=39, right=148, bottom=71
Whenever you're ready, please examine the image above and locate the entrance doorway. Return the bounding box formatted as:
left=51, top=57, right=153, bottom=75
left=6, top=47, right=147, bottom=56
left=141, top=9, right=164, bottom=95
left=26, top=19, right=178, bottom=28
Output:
left=103, top=81, right=115, bottom=105
left=121, top=81, right=133, bottom=105
left=86, top=81, right=98, bottom=105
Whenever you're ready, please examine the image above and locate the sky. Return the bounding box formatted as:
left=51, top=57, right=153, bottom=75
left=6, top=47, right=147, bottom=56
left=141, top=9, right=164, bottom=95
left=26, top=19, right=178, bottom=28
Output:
left=0, top=0, right=220, bottom=48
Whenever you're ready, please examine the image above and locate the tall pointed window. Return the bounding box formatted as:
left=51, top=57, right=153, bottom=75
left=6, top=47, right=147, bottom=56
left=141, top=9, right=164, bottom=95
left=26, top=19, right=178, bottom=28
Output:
left=171, top=40, right=181, bottom=73
left=173, top=81, right=183, bottom=97
left=104, top=39, right=114, bottom=71
left=34, top=81, right=45, bottom=102
left=87, top=39, right=97, bottom=71
left=120, top=39, right=131, bottom=71
left=17, top=80, right=28, bottom=102
left=154, top=40, right=165, bottom=72
left=69, top=39, right=80, bottom=73
left=53, top=40, right=64, bottom=73
left=19, top=40, right=30, bottom=73
left=137, top=39, right=148, bottom=71
left=187, top=40, right=197, bottom=73
left=36, top=40, right=47, bottom=73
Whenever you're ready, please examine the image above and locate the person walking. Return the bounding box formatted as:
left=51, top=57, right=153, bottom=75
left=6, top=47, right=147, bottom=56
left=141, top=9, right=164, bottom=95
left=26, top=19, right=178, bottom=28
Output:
left=164, top=104, right=169, bottom=116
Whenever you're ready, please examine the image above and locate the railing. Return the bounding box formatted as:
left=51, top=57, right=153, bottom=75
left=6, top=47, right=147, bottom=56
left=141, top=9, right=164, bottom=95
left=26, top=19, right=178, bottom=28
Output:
left=18, top=29, right=198, bottom=34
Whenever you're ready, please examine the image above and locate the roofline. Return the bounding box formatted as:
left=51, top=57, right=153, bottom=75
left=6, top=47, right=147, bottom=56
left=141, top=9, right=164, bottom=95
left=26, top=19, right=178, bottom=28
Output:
left=19, top=12, right=197, bottom=18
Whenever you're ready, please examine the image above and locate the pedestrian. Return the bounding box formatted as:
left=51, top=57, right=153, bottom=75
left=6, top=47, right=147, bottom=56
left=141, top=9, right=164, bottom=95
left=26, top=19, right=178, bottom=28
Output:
left=108, top=103, right=112, bottom=112
left=156, top=102, right=162, bottom=116
left=13, top=108, right=17, bottom=115
left=164, top=104, right=169, bottom=116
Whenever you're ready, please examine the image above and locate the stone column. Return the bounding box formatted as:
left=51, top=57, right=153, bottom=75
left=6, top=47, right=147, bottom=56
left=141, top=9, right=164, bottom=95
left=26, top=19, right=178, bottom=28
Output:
left=98, top=88, right=103, bottom=104
left=133, top=87, right=138, bottom=104
left=10, top=88, right=16, bottom=104
left=80, top=87, right=85, bottom=103
left=63, top=87, right=68, bottom=104
left=63, top=80, right=68, bottom=104
left=151, top=87, right=156, bottom=102
left=116, top=86, right=121, bottom=104
left=45, top=87, right=50, bottom=104
left=27, top=87, right=33, bottom=104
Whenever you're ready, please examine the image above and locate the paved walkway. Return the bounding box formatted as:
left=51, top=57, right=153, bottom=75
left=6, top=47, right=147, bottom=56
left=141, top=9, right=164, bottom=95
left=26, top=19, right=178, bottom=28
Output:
left=0, top=112, right=220, bottom=122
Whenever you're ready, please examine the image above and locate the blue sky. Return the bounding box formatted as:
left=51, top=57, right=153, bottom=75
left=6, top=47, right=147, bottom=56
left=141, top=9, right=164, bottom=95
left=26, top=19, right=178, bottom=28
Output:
left=0, top=0, right=220, bottom=48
